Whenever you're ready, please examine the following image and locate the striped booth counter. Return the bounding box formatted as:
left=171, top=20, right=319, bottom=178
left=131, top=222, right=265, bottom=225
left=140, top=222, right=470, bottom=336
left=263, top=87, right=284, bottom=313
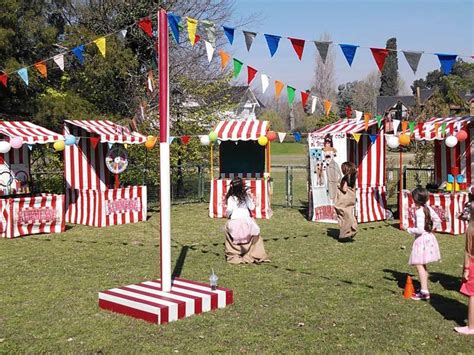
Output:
left=401, top=190, right=468, bottom=235
left=209, top=178, right=272, bottom=219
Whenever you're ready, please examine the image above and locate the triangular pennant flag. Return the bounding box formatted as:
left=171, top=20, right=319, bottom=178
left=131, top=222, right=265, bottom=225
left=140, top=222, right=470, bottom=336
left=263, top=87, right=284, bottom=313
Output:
left=90, top=137, right=100, bottom=149
left=277, top=132, right=286, bottom=143
left=314, top=41, right=332, bottom=63
left=339, top=44, right=358, bottom=66
left=311, top=96, right=317, bottom=114
left=233, top=58, right=243, bottom=79
left=301, top=91, right=309, bottom=109
left=218, top=50, right=231, bottom=69
left=107, top=142, right=113, bottom=149
left=375, top=114, right=383, bottom=128
left=441, top=122, right=447, bottom=135
left=345, top=106, right=352, bottom=118
left=124, top=143, right=128, bottom=149
left=167, top=13, right=181, bottom=43
left=0, top=72, right=7, bottom=87
left=261, top=74, right=270, bottom=94
left=434, top=123, right=440, bottom=137
left=138, top=17, right=153, bottom=38
left=370, top=48, right=389, bottom=72
left=17, top=68, right=28, bottom=86
left=205, top=41, right=215, bottom=62
left=118, top=29, right=128, bottom=41
left=323, top=99, right=332, bottom=116
left=94, top=37, right=106, bottom=57
left=274, top=80, right=284, bottom=99
left=293, top=132, right=302, bottom=142
left=34, top=61, right=47, bottom=78
left=187, top=17, right=198, bottom=45
left=355, top=110, right=363, bottom=123
left=72, top=45, right=85, bottom=65
left=352, top=133, right=361, bottom=143
left=181, top=135, right=190, bottom=145
left=223, top=26, right=235, bottom=45
left=289, top=37, right=305, bottom=60
left=264, top=34, right=281, bottom=57
left=146, top=70, right=155, bottom=93
left=169, top=136, right=175, bottom=144
left=409, top=121, right=416, bottom=134
left=436, top=53, right=457, bottom=75
left=201, top=20, right=216, bottom=46
left=287, top=86, right=296, bottom=107
left=247, top=66, right=258, bottom=84
left=401, top=121, right=408, bottom=133
left=194, top=34, right=201, bottom=45
left=53, top=54, right=64, bottom=71
left=27, top=144, right=33, bottom=151
left=369, top=134, right=377, bottom=144
left=393, top=119, right=400, bottom=134
left=243, top=31, right=257, bottom=51
left=364, top=114, right=370, bottom=131
left=403, top=51, right=422, bottom=75
left=417, top=122, right=424, bottom=134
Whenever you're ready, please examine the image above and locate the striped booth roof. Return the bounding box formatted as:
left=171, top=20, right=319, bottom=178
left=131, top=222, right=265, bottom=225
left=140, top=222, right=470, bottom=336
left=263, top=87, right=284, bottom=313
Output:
left=65, top=120, right=146, bottom=144
left=412, top=116, right=474, bottom=140
left=214, top=119, right=268, bottom=141
left=313, top=119, right=379, bottom=134
left=0, top=121, right=63, bottom=144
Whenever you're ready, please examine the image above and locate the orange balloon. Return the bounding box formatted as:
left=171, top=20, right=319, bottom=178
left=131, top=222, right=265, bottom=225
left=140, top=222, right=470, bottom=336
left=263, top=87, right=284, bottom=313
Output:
left=399, top=134, right=411, bottom=146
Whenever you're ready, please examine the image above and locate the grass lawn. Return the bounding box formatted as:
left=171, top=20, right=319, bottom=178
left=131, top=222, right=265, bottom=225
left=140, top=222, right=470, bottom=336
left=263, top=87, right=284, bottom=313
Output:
left=1, top=204, right=473, bottom=353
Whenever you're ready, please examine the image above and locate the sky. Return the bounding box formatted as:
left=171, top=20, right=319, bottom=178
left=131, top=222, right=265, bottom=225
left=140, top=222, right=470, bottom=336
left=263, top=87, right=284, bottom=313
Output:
left=225, top=0, right=474, bottom=95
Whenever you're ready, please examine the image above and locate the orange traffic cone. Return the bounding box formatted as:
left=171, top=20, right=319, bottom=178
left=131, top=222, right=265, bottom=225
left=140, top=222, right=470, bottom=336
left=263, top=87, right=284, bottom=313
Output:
left=403, top=275, right=415, bottom=299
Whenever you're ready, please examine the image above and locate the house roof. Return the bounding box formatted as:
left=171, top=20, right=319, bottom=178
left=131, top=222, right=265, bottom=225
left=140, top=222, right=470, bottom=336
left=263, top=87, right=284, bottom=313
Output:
left=376, top=89, right=435, bottom=114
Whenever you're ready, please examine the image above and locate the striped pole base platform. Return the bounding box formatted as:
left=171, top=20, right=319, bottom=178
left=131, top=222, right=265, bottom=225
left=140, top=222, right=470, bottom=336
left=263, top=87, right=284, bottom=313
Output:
left=98, top=278, right=234, bottom=324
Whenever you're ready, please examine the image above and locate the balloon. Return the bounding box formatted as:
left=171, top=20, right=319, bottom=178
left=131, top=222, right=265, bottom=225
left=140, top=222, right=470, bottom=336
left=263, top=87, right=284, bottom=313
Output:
left=0, top=141, right=12, bottom=154
left=65, top=135, right=77, bottom=145
left=10, top=137, right=23, bottom=149
left=258, top=136, right=268, bottom=146
left=208, top=131, right=218, bottom=142
left=456, top=129, right=468, bottom=142
left=267, top=131, right=277, bottom=142
left=145, top=136, right=156, bottom=150
left=200, top=135, right=210, bottom=146
left=53, top=140, right=65, bottom=152
left=387, top=135, right=400, bottom=149
left=399, top=134, right=411, bottom=146
left=445, top=135, right=458, bottom=148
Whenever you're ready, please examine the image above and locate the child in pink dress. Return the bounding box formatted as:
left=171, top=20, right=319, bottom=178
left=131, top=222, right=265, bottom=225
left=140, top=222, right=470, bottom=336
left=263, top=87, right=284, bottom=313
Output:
left=406, top=187, right=441, bottom=301
left=455, top=185, right=474, bottom=335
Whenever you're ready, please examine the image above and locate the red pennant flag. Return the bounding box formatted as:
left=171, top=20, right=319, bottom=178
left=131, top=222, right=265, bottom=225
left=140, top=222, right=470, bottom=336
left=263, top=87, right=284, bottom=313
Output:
left=194, top=34, right=201, bottom=45
left=247, top=66, right=258, bottom=85
left=345, top=106, right=352, bottom=118
left=138, top=17, right=153, bottom=38
left=90, top=137, right=100, bottom=149
left=301, top=91, right=309, bottom=108
left=0, top=73, right=8, bottom=87
left=370, top=48, right=389, bottom=72
left=417, top=122, right=424, bottom=134
left=181, top=135, right=190, bottom=145
left=289, top=37, right=305, bottom=60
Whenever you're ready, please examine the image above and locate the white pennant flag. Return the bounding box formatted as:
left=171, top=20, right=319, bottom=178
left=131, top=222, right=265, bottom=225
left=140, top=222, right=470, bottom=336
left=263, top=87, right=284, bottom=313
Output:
left=392, top=119, right=401, bottom=134
left=53, top=54, right=64, bottom=71
left=311, top=96, right=318, bottom=114
left=168, top=136, right=175, bottom=144
left=355, top=110, right=363, bottom=123
left=277, top=132, right=286, bottom=143
left=204, top=41, right=215, bottom=62
left=118, top=29, right=128, bottom=41
left=107, top=142, right=114, bottom=149
left=261, top=74, right=269, bottom=94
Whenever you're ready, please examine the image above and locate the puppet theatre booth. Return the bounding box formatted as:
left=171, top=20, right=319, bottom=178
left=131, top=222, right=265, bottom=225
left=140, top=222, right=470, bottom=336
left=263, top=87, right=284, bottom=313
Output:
left=209, top=119, right=273, bottom=219
left=64, top=120, right=148, bottom=227
left=308, top=118, right=387, bottom=224
left=0, top=121, right=65, bottom=238
left=400, top=116, right=474, bottom=235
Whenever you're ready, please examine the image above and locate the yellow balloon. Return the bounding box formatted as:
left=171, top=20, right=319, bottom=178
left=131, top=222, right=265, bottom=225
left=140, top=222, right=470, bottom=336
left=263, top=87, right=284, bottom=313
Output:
left=399, top=134, right=411, bottom=146
left=53, top=140, right=65, bottom=152
left=258, top=136, right=268, bottom=146
left=145, top=137, right=156, bottom=150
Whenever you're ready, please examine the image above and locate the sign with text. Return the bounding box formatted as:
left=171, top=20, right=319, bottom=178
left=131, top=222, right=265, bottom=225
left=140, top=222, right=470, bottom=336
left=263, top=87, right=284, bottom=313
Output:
left=17, top=207, right=57, bottom=224
left=105, top=198, right=142, bottom=215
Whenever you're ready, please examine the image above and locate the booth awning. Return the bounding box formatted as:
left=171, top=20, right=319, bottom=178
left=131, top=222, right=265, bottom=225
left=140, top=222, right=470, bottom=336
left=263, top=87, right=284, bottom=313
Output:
left=412, top=116, right=474, bottom=140
left=65, top=120, right=146, bottom=144
left=0, top=121, right=63, bottom=144
left=312, top=119, right=379, bottom=134
left=214, top=119, right=268, bottom=141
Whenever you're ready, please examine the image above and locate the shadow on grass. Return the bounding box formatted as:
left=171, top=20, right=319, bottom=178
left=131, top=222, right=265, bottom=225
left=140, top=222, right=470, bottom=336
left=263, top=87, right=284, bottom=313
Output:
left=430, top=293, right=467, bottom=326
left=383, top=269, right=419, bottom=290
left=430, top=272, right=461, bottom=291
left=172, top=246, right=189, bottom=278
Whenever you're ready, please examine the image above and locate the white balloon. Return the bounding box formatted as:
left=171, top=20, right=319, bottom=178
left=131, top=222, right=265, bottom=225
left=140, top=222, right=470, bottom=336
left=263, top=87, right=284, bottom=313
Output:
left=445, top=135, right=458, bottom=148
left=387, top=135, right=400, bottom=149
left=0, top=141, right=12, bottom=154
left=200, top=135, right=210, bottom=146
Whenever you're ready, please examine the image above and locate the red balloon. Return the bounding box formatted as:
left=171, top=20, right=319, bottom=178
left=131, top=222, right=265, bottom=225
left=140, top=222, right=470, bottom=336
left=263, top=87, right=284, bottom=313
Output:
left=456, top=129, right=468, bottom=142
left=267, top=131, right=277, bottom=142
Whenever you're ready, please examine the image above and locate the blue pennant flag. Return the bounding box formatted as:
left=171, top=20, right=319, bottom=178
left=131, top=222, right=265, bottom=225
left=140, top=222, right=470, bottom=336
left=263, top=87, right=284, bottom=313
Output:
left=17, top=68, right=28, bottom=86
left=369, top=134, right=377, bottom=144
left=435, top=53, right=457, bottom=75
left=72, top=45, right=85, bottom=65
left=339, top=44, right=359, bottom=66
left=167, top=12, right=181, bottom=43
left=264, top=34, right=281, bottom=57
left=223, top=26, right=235, bottom=45
left=293, top=132, right=302, bottom=142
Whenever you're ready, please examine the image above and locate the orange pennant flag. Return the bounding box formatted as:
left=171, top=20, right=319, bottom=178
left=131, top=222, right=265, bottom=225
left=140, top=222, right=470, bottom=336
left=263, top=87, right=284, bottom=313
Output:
left=274, top=80, right=284, bottom=99
left=401, top=120, right=408, bottom=133
left=323, top=99, right=332, bottom=116
left=364, top=113, right=370, bottom=131
left=433, top=122, right=439, bottom=137
left=218, top=50, right=231, bottom=70
left=34, top=61, right=47, bottom=78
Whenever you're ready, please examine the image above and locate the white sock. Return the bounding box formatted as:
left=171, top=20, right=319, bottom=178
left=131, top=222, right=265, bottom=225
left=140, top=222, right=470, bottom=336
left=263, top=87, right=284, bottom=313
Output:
left=420, top=289, right=429, bottom=294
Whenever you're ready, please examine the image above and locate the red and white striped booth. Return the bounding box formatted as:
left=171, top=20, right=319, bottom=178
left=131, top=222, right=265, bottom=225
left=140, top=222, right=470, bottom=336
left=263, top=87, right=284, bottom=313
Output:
left=401, top=116, right=473, bottom=235
left=209, top=119, right=273, bottom=219
left=0, top=121, right=65, bottom=238
left=64, top=120, right=148, bottom=227
left=308, top=119, right=386, bottom=223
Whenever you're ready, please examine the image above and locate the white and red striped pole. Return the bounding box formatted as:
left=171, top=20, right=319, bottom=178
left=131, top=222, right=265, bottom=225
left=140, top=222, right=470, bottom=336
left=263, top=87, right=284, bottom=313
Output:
left=158, top=9, right=171, bottom=292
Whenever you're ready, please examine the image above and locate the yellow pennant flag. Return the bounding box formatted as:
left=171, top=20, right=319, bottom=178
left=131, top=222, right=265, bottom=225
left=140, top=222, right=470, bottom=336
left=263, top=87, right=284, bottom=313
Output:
left=323, top=99, right=332, bottom=116
left=94, top=37, right=106, bottom=57
left=352, top=133, right=361, bottom=143
left=187, top=17, right=198, bottom=45
left=218, top=50, right=231, bottom=69
left=34, top=61, right=47, bottom=78
left=274, top=80, right=284, bottom=99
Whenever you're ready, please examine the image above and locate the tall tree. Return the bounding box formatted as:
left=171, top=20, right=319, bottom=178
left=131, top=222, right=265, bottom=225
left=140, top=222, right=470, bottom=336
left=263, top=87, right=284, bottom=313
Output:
left=379, top=37, right=398, bottom=96
left=337, top=82, right=356, bottom=117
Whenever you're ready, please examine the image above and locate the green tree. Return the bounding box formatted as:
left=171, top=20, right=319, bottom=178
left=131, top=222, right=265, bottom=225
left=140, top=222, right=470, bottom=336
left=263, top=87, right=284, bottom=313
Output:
left=379, top=37, right=398, bottom=96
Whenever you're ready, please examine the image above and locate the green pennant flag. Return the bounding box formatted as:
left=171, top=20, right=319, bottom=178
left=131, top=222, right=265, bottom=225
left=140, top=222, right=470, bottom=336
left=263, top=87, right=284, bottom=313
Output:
left=441, top=122, right=447, bottom=135
left=375, top=114, right=383, bottom=128
left=233, top=58, right=243, bottom=79
left=409, top=121, right=416, bottom=134
left=287, top=85, right=296, bottom=107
